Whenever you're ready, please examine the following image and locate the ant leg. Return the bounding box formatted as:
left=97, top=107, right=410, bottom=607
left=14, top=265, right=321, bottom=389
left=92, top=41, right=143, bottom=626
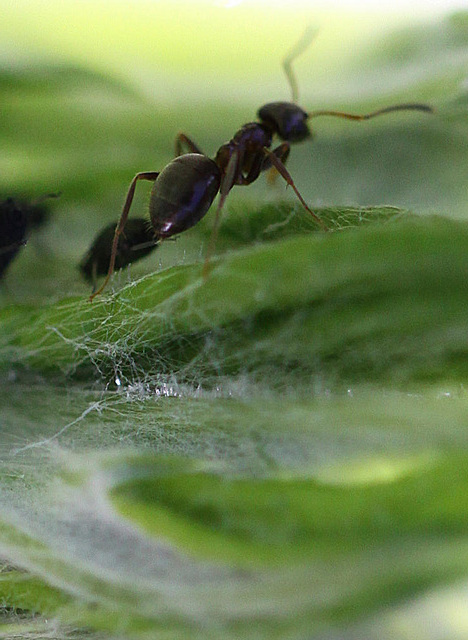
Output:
left=31, top=192, right=61, bottom=206
left=175, top=132, right=204, bottom=157
left=262, top=147, right=328, bottom=231
left=262, top=143, right=290, bottom=172
left=261, top=142, right=290, bottom=185
left=91, top=260, right=98, bottom=294
left=236, top=154, right=263, bottom=186
left=89, top=171, right=159, bottom=301
left=130, top=239, right=159, bottom=252
left=202, top=150, right=239, bottom=279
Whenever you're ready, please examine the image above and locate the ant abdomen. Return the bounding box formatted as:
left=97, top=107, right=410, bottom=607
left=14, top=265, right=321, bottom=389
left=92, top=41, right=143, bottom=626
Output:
left=149, top=154, right=221, bottom=239
left=258, top=102, right=311, bottom=142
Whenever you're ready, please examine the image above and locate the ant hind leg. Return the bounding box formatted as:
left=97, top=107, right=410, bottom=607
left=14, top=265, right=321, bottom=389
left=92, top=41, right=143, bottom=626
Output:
left=89, top=171, right=159, bottom=301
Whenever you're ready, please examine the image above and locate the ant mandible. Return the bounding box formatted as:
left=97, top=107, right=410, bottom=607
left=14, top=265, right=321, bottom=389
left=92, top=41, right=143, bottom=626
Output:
left=89, top=27, right=433, bottom=300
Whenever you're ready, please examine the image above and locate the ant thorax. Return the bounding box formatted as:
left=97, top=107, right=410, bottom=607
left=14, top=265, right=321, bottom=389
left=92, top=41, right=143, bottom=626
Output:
left=232, top=122, right=272, bottom=149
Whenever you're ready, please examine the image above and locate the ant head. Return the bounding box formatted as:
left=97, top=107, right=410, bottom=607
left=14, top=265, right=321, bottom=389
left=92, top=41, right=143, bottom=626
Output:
left=257, top=102, right=311, bottom=143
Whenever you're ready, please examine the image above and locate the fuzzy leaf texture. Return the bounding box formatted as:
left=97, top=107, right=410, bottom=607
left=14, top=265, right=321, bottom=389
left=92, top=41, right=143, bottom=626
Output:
left=1, top=5, right=468, bottom=640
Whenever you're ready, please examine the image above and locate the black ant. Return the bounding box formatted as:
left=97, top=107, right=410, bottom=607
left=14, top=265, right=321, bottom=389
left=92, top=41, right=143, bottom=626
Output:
left=79, top=218, right=157, bottom=290
left=0, top=194, right=58, bottom=280
left=89, top=28, right=433, bottom=300
left=0, top=199, right=29, bottom=280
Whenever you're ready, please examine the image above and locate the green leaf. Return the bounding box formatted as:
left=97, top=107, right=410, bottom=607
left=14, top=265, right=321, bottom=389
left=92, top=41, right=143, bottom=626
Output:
left=3, top=211, right=468, bottom=386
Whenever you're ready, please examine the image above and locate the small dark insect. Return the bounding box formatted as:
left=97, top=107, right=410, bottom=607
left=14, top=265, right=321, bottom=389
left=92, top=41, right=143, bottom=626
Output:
left=0, top=198, right=29, bottom=279
left=89, top=28, right=433, bottom=300
left=21, top=199, right=51, bottom=231
left=0, top=192, right=59, bottom=231
left=80, top=218, right=157, bottom=290
left=0, top=193, right=59, bottom=281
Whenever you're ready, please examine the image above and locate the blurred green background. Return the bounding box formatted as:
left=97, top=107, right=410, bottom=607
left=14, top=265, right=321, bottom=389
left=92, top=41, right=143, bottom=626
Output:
left=2, top=2, right=468, bottom=640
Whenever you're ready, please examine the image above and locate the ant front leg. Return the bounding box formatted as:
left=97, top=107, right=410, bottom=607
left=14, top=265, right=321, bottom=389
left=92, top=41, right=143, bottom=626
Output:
left=261, top=142, right=291, bottom=185
left=262, top=142, right=291, bottom=171
left=89, top=171, right=159, bottom=301
left=262, top=147, right=328, bottom=231
left=175, top=133, right=204, bottom=157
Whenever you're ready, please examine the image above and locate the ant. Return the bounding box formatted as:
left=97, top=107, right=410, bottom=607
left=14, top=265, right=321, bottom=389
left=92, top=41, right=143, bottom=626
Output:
left=80, top=218, right=157, bottom=290
left=0, top=199, right=29, bottom=280
left=0, top=194, right=58, bottom=280
left=89, top=27, right=433, bottom=300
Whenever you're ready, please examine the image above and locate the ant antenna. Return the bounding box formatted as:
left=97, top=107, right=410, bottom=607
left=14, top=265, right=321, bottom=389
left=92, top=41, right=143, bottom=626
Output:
left=283, top=25, right=318, bottom=104
left=31, top=192, right=61, bottom=206
left=308, top=103, right=434, bottom=121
